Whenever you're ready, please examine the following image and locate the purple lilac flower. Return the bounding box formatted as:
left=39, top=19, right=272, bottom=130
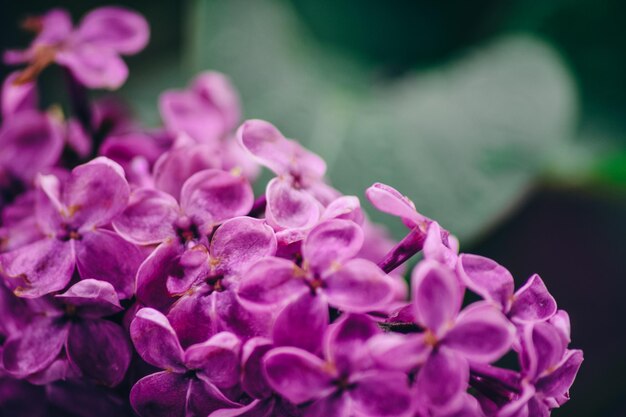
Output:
left=238, top=218, right=395, bottom=313
left=264, top=314, right=413, bottom=417
left=238, top=119, right=339, bottom=232
left=0, top=157, right=143, bottom=298
left=2, top=279, right=131, bottom=386
left=5, top=7, right=149, bottom=89
left=129, top=308, right=241, bottom=417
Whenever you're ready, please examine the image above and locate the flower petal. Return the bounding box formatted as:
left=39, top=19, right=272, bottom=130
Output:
left=66, top=319, right=131, bottom=387
left=0, top=111, right=64, bottom=182
left=210, top=216, right=277, bottom=276
left=0, top=238, right=74, bottom=298
left=63, top=157, right=129, bottom=229
left=365, top=183, right=425, bottom=228
left=136, top=241, right=184, bottom=310
left=180, top=169, right=254, bottom=233
left=323, top=259, right=394, bottom=313
left=237, top=257, right=306, bottom=309
left=304, top=393, right=350, bottom=417
left=273, top=292, right=329, bottom=355
left=457, top=254, right=514, bottom=310
left=76, top=6, right=149, bottom=55
left=535, top=349, right=583, bottom=401
left=130, top=371, right=188, bottom=417
left=415, top=349, right=468, bottom=411
left=187, top=377, right=240, bottom=417
left=264, top=347, right=336, bottom=404
left=56, top=279, right=123, bottom=318
left=265, top=177, right=321, bottom=230
left=2, top=317, right=68, bottom=377
left=57, top=45, right=129, bottom=90
left=130, top=307, right=185, bottom=371
left=2, top=72, right=37, bottom=117
left=411, top=260, right=462, bottom=334
left=241, top=337, right=274, bottom=399
left=351, top=371, right=413, bottom=417
left=510, top=274, right=557, bottom=322
left=324, top=313, right=380, bottom=375
left=520, top=321, right=566, bottom=379
left=185, top=332, right=241, bottom=389
left=153, top=141, right=221, bottom=199
left=321, top=195, right=364, bottom=224
left=302, top=219, right=363, bottom=273
left=368, top=333, right=430, bottom=372
left=236, top=119, right=295, bottom=175
left=112, top=188, right=179, bottom=245
left=443, top=302, right=514, bottom=364
left=75, top=229, right=143, bottom=299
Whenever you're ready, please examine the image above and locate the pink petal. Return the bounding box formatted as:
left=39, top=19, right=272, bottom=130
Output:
left=35, top=9, right=73, bottom=45
left=423, top=222, right=458, bottom=269
left=0, top=111, right=64, bottom=182
left=510, top=274, right=557, bottom=322
left=130, top=307, right=186, bottom=371
left=273, top=292, right=329, bottom=355
left=535, top=349, right=583, bottom=400
left=457, top=254, right=514, bottom=310
left=184, top=332, right=241, bottom=389
left=63, top=157, right=130, bottom=229
left=237, top=257, right=306, bottom=309
left=321, top=195, right=364, bottom=224
left=304, top=394, right=350, bottom=417
left=350, top=371, right=413, bottom=417
left=411, top=260, right=462, bottom=334
left=265, top=177, right=321, bottom=230
left=520, top=321, right=566, bottom=379
left=75, top=229, right=143, bottom=299
left=56, top=45, right=129, bottom=90
left=365, top=183, right=425, bottom=228
left=66, top=319, right=131, bottom=387
left=112, top=188, right=180, bottom=245
left=76, top=6, right=149, bottom=55
left=0, top=238, right=75, bottom=298
left=241, top=337, right=274, bottom=399
left=443, top=302, right=514, bottom=364
left=210, top=216, right=277, bottom=276
left=130, top=371, right=188, bottom=417
left=237, top=119, right=295, bottom=175
left=2, top=318, right=68, bottom=377
left=324, top=259, right=394, bottom=313
left=302, top=219, right=364, bottom=273
left=159, top=91, right=226, bottom=143
left=192, top=72, right=241, bottom=133
left=153, top=141, right=221, bottom=199
left=415, top=349, right=468, bottom=411
left=2, top=72, right=37, bottom=117
left=368, top=333, right=430, bottom=372
left=324, top=314, right=380, bottom=374
left=180, top=169, right=254, bottom=233
left=187, top=377, right=240, bottom=416
left=55, top=279, right=123, bottom=318
left=135, top=241, right=184, bottom=310
left=264, top=347, right=336, bottom=404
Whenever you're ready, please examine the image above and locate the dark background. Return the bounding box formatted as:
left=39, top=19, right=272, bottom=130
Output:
left=2, top=1, right=626, bottom=415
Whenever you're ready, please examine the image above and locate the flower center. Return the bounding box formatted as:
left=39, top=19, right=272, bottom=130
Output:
left=57, top=224, right=82, bottom=241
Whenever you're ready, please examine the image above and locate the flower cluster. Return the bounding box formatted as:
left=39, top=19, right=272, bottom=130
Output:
left=0, top=6, right=582, bottom=417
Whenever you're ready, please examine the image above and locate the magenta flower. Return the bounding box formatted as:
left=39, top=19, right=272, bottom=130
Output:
left=264, top=314, right=413, bottom=417
left=371, top=261, right=515, bottom=412
left=129, top=308, right=241, bottom=417
left=159, top=72, right=241, bottom=144
left=457, top=254, right=558, bottom=322
left=165, top=216, right=277, bottom=345
left=5, top=7, right=149, bottom=89
left=0, top=157, right=142, bottom=298
left=238, top=120, right=339, bottom=231
left=238, top=218, right=395, bottom=313
left=2, top=279, right=131, bottom=387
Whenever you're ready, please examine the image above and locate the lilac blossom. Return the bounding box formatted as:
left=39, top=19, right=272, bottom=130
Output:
left=264, top=314, right=413, bottom=417
left=238, top=218, right=395, bottom=313
left=0, top=157, right=142, bottom=298
left=129, top=308, right=241, bottom=417
left=5, top=7, right=149, bottom=89
left=2, top=279, right=131, bottom=387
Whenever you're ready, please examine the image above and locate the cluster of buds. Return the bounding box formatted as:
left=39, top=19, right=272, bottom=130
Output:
left=0, top=6, right=582, bottom=417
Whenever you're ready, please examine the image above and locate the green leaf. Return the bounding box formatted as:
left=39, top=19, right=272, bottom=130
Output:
left=186, top=0, right=578, bottom=240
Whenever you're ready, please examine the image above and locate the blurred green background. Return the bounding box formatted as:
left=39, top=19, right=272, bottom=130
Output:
left=2, top=0, right=626, bottom=415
